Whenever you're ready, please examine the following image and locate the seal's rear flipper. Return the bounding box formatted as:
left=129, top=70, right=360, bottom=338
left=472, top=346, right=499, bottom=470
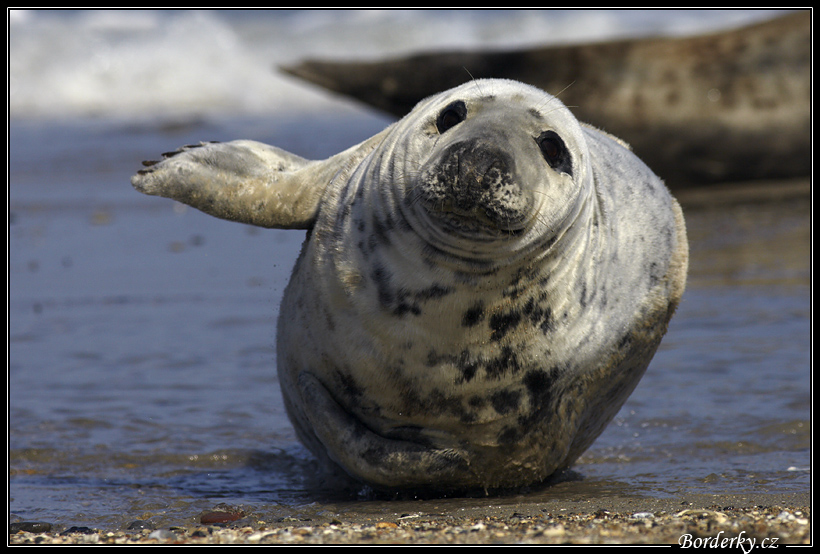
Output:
left=297, top=372, right=471, bottom=489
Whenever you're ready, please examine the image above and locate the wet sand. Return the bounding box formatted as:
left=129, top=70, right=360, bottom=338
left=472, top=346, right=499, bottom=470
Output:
left=9, top=492, right=811, bottom=544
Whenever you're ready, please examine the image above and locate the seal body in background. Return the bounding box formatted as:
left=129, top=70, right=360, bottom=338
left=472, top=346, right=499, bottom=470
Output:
left=132, top=79, right=688, bottom=491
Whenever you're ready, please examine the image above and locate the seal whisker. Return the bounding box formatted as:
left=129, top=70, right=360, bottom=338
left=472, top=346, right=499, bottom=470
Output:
left=549, top=81, right=576, bottom=101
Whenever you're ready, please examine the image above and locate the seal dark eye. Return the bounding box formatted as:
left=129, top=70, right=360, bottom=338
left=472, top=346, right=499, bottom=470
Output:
left=436, top=101, right=467, bottom=134
left=536, top=130, right=572, bottom=176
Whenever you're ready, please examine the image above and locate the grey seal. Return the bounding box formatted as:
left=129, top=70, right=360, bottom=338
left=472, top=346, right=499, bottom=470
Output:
left=132, top=79, right=688, bottom=491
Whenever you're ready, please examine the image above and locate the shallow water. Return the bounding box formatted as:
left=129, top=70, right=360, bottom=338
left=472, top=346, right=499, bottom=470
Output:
left=8, top=111, right=810, bottom=529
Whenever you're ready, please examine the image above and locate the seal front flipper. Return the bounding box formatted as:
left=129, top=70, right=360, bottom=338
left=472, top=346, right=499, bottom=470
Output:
left=131, top=129, right=390, bottom=229
left=132, top=140, right=323, bottom=229
left=296, top=372, right=471, bottom=489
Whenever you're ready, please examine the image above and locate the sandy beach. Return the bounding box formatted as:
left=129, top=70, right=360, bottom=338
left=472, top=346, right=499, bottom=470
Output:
left=9, top=491, right=811, bottom=545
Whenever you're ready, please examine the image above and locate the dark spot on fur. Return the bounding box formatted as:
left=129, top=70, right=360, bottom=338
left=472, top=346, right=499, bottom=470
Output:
left=462, top=301, right=485, bottom=327
left=485, top=346, right=521, bottom=379
left=502, top=265, right=542, bottom=301
left=522, top=297, right=553, bottom=334
left=424, top=387, right=477, bottom=423
left=334, top=368, right=364, bottom=403
left=490, top=389, right=522, bottom=415
left=370, top=264, right=394, bottom=308
left=468, top=395, right=487, bottom=409
left=537, top=307, right=554, bottom=334
left=523, top=368, right=559, bottom=411
left=392, top=284, right=453, bottom=317
left=647, top=261, right=661, bottom=287
left=417, top=284, right=453, bottom=301
left=393, top=298, right=422, bottom=317
left=357, top=240, right=368, bottom=257
left=489, top=310, right=522, bottom=341
left=497, top=425, right=521, bottom=445
left=428, top=349, right=481, bottom=384
left=493, top=368, right=561, bottom=445
left=371, top=215, right=393, bottom=248
left=456, top=350, right=480, bottom=383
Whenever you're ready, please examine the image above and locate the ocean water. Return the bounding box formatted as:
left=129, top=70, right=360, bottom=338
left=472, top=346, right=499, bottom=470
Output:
left=9, top=10, right=809, bottom=530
